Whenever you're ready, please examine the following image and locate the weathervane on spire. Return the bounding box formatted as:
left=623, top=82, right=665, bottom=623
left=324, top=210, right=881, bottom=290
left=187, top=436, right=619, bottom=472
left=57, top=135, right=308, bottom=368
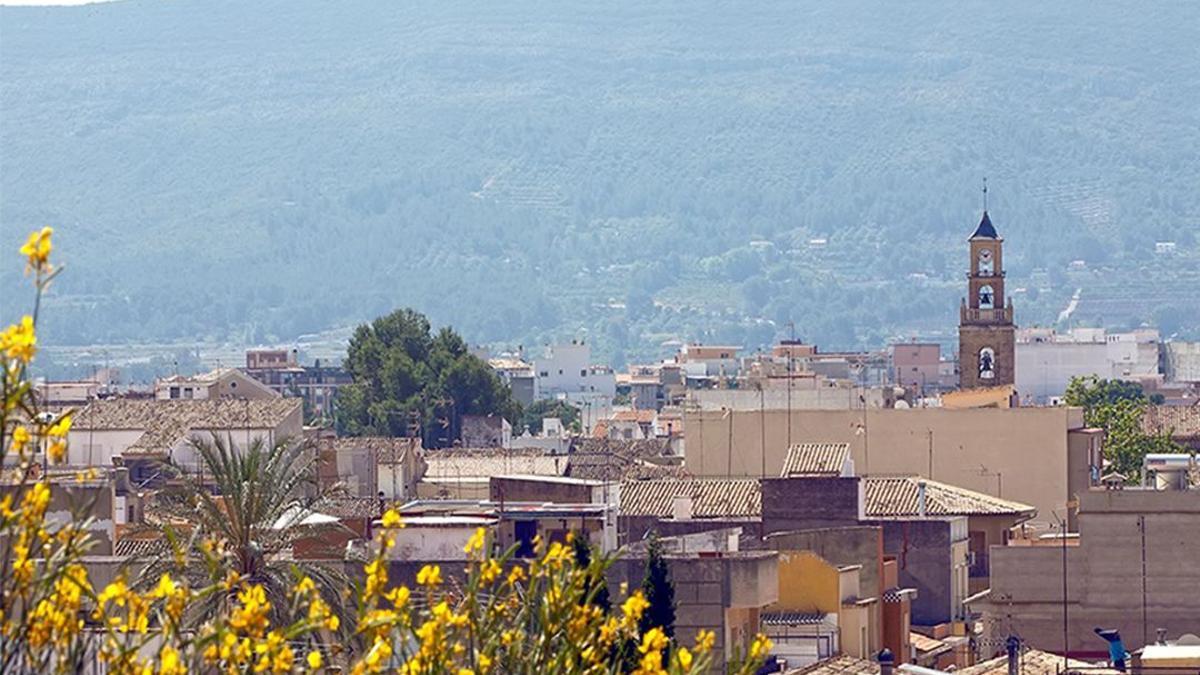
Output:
left=982, top=177, right=988, bottom=212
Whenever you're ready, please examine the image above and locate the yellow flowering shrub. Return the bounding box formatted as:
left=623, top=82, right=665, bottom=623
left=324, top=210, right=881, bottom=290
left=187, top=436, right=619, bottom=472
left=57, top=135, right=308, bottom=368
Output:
left=0, top=229, right=773, bottom=673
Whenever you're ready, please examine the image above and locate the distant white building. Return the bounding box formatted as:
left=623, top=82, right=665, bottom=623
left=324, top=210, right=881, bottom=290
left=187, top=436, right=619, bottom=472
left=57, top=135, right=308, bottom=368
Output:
left=1016, top=327, right=1161, bottom=402
left=534, top=342, right=615, bottom=399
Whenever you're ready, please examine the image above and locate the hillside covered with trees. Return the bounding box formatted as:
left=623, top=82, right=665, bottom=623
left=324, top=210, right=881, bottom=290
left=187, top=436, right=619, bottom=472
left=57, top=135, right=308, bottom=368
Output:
left=3, top=0, right=1198, bottom=366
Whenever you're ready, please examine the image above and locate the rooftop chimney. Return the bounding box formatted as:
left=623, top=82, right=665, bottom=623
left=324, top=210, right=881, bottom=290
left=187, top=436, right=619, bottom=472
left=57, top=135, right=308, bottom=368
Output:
left=671, top=495, right=694, bottom=520
left=878, top=649, right=894, bottom=675
left=1006, top=636, right=1021, bottom=675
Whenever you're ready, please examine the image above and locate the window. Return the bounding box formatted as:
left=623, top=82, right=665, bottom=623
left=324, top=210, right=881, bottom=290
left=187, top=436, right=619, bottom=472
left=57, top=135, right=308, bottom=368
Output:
left=979, top=284, right=995, bottom=309
left=169, top=387, right=180, bottom=399
left=979, top=347, right=996, bottom=379
left=580, top=369, right=587, bottom=377
left=539, top=371, right=548, bottom=378
left=558, top=369, right=563, bottom=375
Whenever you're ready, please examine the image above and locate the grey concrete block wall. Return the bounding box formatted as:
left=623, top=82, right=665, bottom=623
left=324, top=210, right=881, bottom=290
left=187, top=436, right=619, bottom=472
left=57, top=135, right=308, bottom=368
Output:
left=761, top=477, right=861, bottom=534
left=876, top=519, right=955, bottom=625
left=764, top=526, right=884, bottom=600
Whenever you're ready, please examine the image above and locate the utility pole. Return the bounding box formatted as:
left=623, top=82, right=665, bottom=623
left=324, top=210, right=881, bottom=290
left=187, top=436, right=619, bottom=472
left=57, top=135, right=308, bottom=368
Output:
left=786, top=321, right=795, bottom=450
left=759, top=383, right=766, bottom=478
left=927, top=428, right=934, bottom=479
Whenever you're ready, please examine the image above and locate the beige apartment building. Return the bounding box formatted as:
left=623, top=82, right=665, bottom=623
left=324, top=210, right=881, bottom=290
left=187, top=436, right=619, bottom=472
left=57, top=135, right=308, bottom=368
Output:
left=684, top=407, right=1100, bottom=529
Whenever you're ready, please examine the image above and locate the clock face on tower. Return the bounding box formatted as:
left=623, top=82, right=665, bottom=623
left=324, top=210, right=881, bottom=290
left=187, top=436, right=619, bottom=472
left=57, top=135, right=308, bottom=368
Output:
left=978, top=248, right=994, bottom=275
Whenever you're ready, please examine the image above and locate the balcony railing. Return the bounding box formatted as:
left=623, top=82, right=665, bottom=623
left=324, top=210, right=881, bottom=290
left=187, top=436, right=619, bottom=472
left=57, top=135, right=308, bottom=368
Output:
left=960, top=306, right=1013, bottom=324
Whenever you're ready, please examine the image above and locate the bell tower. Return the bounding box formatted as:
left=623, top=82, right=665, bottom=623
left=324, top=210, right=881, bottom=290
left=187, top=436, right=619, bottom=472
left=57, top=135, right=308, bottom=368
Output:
left=958, top=183, right=1015, bottom=389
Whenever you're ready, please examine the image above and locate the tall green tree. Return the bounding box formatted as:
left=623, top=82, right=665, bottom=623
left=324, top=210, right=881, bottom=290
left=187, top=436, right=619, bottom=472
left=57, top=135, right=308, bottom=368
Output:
left=639, top=535, right=676, bottom=639
left=571, top=535, right=611, bottom=613
left=521, top=399, right=582, bottom=435
left=1064, top=375, right=1182, bottom=480
left=335, top=308, right=521, bottom=447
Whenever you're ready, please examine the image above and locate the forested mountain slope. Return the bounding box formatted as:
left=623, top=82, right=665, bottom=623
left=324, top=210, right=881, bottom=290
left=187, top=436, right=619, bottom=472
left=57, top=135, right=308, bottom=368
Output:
left=2, top=0, right=1198, bottom=364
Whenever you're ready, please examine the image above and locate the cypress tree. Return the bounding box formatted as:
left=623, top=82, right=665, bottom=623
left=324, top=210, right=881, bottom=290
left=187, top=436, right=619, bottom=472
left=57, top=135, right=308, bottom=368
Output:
left=639, top=535, right=676, bottom=638
left=572, top=534, right=611, bottom=612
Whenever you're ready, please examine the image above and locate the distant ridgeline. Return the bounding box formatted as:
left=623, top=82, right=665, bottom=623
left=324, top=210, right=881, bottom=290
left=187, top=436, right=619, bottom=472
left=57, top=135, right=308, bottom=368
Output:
left=2, top=0, right=1198, bottom=364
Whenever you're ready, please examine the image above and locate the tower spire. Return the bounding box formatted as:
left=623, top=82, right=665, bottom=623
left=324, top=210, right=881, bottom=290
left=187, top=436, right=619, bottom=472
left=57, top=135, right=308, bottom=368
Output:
left=982, top=176, right=988, bottom=212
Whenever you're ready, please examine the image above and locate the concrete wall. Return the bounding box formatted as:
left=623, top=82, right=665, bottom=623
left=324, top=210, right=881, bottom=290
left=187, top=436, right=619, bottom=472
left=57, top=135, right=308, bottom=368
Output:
left=761, top=477, right=862, bottom=532
left=982, top=488, right=1200, bottom=654
left=690, top=387, right=894, bottom=412
left=619, top=516, right=761, bottom=548
left=763, top=527, right=884, bottom=606
left=772, top=551, right=839, bottom=614
left=388, top=525, right=480, bottom=560
left=609, top=552, right=778, bottom=671
left=490, top=476, right=598, bottom=504
left=67, top=429, right=143, bottom=466
left=877, top=519, right=959, bottom=626
left=686, top=407, right=1083, bottom=524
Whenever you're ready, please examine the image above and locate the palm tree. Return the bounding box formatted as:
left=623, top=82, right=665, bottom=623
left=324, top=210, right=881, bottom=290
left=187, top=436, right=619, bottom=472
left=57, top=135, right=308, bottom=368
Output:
left=142, top=433, right=350, bottom=629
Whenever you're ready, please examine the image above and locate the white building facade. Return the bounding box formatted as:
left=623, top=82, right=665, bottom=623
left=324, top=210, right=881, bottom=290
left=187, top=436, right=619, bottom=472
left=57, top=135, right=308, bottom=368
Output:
left=1016, top=327, right=1160, bottom=403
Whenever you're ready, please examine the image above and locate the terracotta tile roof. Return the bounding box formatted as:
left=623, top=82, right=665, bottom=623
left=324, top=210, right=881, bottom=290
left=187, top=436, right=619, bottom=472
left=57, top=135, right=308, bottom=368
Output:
left=75, top=399, right=302, bottom=455
left=910, top=632, right=949, bottom=655
left=863, top=476, right=1036, bottom=518
left=785, top=655, right=879, bottom=675
left=114, top=537, right=169, bottom=558
left=568, top=439, right=682, bottom=481
left=611, top=410, right=656, bottom=424
left=423, top=448, right=566, bottom=481
left=314, top=496, right=388, bottom=519
left=1142, top=404, right=1200, bottom=438
left=619, top=478, right=760, bottom=518
left=761, top=612, right=830, bottom=626
left=956, top=649, right=1117, bottom=675
left=320, top=436, right=415, bottom=463
left=575, top=438, right=672, bottom=459
left=780, top=443, right=851, bottom=477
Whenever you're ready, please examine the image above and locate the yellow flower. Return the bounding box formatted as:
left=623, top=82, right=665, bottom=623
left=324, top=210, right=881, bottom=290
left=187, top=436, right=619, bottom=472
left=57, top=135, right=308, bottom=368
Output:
left=386, top=585, right=410, bottom=608
left=621, top=592, right=649, bottom=626
left=506, top=565, right=526, bottom=586
left=749, top=633, right=772, bottom=659
left=639, top=627, right=669, bottom=654
left=380, top=509, right=404, bottom=529
left=0, top=316, right=37, bottom=363
left=479, top=559, right=502, bottom=584
left=463, top=527, right=486, bottom=554
left=478, top=653, right=493, bottom=672
left=47, top=440, right=67, bottom=463
left=296, top=576, right=315, bottom=594
left=458, top=670, right=475, bottom=675
left=676, top=647, right=694, bottom=671
left=694, top=630, right=716, bottom=653
left=47, top=413, right=72, bottom=436
left=10, top=426, right=30, bottom=454
left=159, top=645, right=185, bottom=675
left=19, top=227, right=53, bottom=272
left=416, top=564, right=442, bottom=587
left=364, top=558, right=388, bottom=598
left=307, top=650, right=322, bottom=669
